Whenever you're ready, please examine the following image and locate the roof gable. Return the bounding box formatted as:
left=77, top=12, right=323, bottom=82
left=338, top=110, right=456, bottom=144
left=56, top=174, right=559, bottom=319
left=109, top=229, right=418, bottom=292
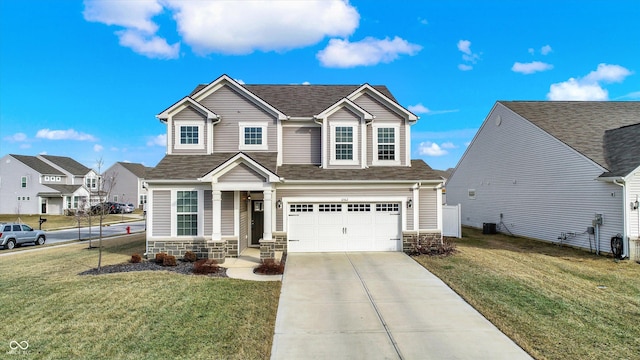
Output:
left=200, top=152, right=280, bottom=183
left=602, top=123, right=640, bottom=177
left=500, top=101, right=640, bottom=170
left=11, top=155, right=64, bottom=175
left=118, top=162, right=152, bottom=178
left=347, top=84, right=418, bottom=122
left=316, top=98, right=374, bottom=120
left=39, top=155, right=90, bottom=175
left=157, top=96, right=219, bottom=121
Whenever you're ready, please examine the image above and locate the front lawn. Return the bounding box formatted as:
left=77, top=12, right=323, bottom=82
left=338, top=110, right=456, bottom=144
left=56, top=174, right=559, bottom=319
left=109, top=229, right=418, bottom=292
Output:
left=414, top=227, right=640, bottom=360
left=0, top=235, right=281, bottom=359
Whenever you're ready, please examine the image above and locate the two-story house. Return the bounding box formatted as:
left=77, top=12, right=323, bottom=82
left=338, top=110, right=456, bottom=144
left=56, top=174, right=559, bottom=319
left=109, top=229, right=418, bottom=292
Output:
left=102, top=161, right=153, bottom=209
left=0, top=154, right=97, bottom=215
left=145, top=75, right=444, bottom=261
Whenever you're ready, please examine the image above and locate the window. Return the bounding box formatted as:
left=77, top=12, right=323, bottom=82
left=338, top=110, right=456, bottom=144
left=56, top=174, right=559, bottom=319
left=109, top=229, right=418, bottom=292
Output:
left=377, top=128, right=395, bottom=161
left=180, top=126, right=199, bottom=145
left=21, top=176, right=27, bottom=188
left=468, top=189, right=476, bottom=200
left=319, top=204, right=342, bottom=212
left=290, top=204, right=313, bottom=212
left=73, top=196, right=81, bottom=208
left=67, top=197, right=71, bottom=209
left=348, top=203, right=370, bottom=212
left=177, top=191, right=198, bottom=236
left=86, top=177, right=97, bottom=189
left=335, top=127, right=353, bottom=160
left=376, top=203, right=399, bottom=212
left=239, top=123, right=268, bottom=150
left=139, top=194, right=147, bottom=206
left=113, top=195, right=118, bottom=202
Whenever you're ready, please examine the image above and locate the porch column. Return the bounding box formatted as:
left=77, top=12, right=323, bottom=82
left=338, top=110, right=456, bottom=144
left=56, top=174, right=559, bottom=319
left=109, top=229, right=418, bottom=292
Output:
left=212, top=189, right=222, bottom=241
left=262, top=189, right=273, bottom=241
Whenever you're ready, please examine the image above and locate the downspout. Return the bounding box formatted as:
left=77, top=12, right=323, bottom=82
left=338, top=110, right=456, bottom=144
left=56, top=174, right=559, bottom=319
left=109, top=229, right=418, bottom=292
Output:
left=613, top=179, right=629, bottom=259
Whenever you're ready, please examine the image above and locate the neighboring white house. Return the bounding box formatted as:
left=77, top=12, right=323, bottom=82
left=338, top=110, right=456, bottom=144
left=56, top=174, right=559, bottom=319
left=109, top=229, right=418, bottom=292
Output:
left=446, top=101, right=640, bottom=260
left=102, top=162, right=153, bottom=209
left=145, top=75, right=445, bottom=261
left=0, top=154, right=96, bottom=215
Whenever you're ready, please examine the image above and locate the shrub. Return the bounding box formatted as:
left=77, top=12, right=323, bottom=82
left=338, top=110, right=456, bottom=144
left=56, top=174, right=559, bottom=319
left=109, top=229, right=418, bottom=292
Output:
left=254, top=259, right=285, bottom=275
left=410, top=236, right=457, bottom=257
left=193, top=259, right=219, bottom=275
left=162, top=255, right=177, bottom=267
left=184, top=251, right=197, bottom=262
left=130, top=253, right=142, bottom=263
left=155, top=253, right=167, bottom=264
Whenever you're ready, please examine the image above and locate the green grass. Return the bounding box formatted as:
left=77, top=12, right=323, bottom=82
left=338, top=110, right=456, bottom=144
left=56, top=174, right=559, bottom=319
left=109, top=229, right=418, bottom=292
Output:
left=0, top=235, right=281, bottom=359
left=0, top=213, right=140, bottom=231
left=414, top=227, right=640, bottom=360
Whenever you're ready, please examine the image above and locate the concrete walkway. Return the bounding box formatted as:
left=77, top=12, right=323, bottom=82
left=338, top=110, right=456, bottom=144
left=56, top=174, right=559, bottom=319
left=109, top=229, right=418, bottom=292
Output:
left=222, top=248, right=282, bottom=281
left=271, top=252, right=532, bottom=360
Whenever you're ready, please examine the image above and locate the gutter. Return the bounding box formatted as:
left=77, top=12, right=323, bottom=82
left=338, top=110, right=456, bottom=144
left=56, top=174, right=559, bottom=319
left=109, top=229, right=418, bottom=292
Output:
left=612, top=179, right=629, bottom=259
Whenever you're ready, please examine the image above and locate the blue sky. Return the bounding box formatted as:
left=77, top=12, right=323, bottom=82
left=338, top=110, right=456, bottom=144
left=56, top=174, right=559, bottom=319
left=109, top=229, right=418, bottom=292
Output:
left=1, top=0, right=638, bottom=171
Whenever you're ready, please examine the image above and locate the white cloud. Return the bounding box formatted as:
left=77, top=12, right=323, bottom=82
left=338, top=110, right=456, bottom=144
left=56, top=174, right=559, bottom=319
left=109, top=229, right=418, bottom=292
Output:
left=317, top=36, right=422, bottom=68
left=169, top=0, right=359, bottom=55
left=302, top=81, right=311, bottom=85
left=619, top=91, right=640, bottom=99
left=4, top=132, right=27, bottom=142
left=147, top=134, right=166, bottom=146
left=418, top=142, right=448, bottom=157
left=234, top=79, right=245, bottom=85
left=20, top=143, right=31, bottom=149
left=116, top=29, right=179, bottom=59
left=457, top=39, right=480, bottom=70
left=94, top=144, right=104, bottom=152
left=547, top=63, right=632, bottom=101
left=512, top=61, right=553, bottom=74
left=541, top=45, right=552, bottom=55
left=408, top=103, right=430, bottom=114
left=36, top=129, right=97, bottom=141
left=528, top=48, right=535, bottom=55
left=441, top=142, right=457, bottom=149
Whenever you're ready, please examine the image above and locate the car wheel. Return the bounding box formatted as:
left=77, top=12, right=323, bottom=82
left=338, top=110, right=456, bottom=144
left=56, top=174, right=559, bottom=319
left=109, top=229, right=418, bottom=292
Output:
left=36, top=236, right=45, bottom=246
left=6, top=239, right=16, bottom=250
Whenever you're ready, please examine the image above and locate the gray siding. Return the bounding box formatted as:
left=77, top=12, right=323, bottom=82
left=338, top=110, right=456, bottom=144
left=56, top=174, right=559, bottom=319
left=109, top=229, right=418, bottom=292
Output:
left=199, top=86, right=277, bottom=152
left=354, top=93, right=407, bottom=166
left=102, top=163, right=139, bottom=207
left=419, top=188, right=438, bottom=229
left=219, top=163, right=266, bottom=183
left=221, top=191, right=234, bottom=236
left=204, top=190, right=212, bottom=236
left=447, top=104, right=624, bottom=251
left=152, top=190, right=171, bottom=236
left=172, top=106, right=208, bottom=154
left=283, top=126, right=321, bottom=164
left=275, top=187, right=413, bottom=231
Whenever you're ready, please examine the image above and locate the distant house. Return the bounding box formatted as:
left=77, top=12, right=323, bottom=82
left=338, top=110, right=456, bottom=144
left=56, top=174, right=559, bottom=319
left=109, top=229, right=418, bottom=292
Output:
left=446, top=101, right=640, bottom=260
left=0, top=154, right=98, bottom=215
left=102, top=162, right=153, bottom=208
left=145, top=75, right=445, bottom=261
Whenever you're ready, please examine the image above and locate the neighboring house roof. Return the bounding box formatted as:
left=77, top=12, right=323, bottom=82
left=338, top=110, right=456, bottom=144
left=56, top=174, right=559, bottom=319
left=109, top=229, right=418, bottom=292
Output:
left=500, top=101, right=640, bottom=174
left=40, top=155, right=91, bottom=175
left=38, top=184, right=84, bottom=196
left=189, top=83, right=398, bottom=118
left=117, top=162, right=153, bottom=178
left=11, top=154, right=64, bottom=175
left=601, top=123, right=640, bottom=177
left=147, top=153, right=442, bottom=182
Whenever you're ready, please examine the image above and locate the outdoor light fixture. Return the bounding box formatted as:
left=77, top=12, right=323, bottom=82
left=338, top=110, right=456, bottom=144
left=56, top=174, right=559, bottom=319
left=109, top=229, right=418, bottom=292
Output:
left=277, top=199, right=282, bottom=209
left=633, top=200, right=639, bottom=210
left=407, top=199, right=413, bottom=208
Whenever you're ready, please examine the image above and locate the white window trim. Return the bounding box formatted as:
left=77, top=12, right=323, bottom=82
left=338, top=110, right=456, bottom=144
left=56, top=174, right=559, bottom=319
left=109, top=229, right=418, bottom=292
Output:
left=170, top=189, right=204, bottom=238
left=372, top=124, right=400, bottom=166
left=329, top=122, right=359, bottom=166
left=239, top=122, right=269, bottom=150
left=175, top=122, right=205, bottom=150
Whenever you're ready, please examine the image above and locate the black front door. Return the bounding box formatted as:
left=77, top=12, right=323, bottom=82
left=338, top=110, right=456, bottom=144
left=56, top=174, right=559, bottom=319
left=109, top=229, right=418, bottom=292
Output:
left=251, top=200, right=264, bottom=246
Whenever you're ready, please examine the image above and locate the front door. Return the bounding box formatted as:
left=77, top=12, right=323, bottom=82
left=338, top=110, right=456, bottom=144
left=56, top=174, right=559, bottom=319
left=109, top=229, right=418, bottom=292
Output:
left=251, top=200, right=264, bottom=246
left=41, top=199, right=47, bottom=214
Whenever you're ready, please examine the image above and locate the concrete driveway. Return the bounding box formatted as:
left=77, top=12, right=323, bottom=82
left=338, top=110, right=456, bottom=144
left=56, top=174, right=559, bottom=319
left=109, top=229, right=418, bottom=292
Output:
left=271, top=252, right=532, bottom=360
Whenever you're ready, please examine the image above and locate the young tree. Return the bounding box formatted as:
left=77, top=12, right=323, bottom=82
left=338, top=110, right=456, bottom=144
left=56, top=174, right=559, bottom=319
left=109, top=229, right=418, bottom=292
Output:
left=93, top=158, right=118, bottom=272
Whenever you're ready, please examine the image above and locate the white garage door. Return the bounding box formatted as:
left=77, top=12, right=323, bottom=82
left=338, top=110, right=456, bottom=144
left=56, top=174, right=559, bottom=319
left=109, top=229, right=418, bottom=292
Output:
left=288, top=202, right=402, bottom=252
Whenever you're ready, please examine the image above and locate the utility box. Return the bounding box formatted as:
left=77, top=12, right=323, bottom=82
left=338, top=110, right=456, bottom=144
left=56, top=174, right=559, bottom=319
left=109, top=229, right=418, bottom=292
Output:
left=483, top=223, right=497, bottom=234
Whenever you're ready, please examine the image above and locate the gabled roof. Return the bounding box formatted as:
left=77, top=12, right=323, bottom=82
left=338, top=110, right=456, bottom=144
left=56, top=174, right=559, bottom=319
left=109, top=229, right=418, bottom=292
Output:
left=277, top=160, right=443, bottom=182
left=315, top=98, right=374, bottom=120
left=11, top=155, right=64, bottom=175
left=500, top=101, right=640, bottom=174
left=156, top=96, right=219, bottom=121
left=38, top=184, right=84, bottom=196
left=40, top=155, right=91, bottom=175
left=601, top=123, right=640, bottom=177
left=117, top=162, right=153, bottom=178
left=147, top=153, right=278, bottom=181
left=199, top=152, right=280, bottom=183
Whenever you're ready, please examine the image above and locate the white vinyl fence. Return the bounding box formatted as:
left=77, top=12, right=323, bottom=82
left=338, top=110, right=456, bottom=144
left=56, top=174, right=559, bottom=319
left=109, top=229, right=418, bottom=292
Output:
left=443, top=204, right=462, bottom=238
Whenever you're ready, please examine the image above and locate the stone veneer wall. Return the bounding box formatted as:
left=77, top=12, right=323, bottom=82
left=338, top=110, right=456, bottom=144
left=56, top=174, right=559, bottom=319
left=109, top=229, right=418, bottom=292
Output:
left=225, top=238, right=238, bottom=258
left=147, top=239, right=210, bottom=260
left=402, top=231, right=442, bottom=254
left=259, top=240, right=275, bottom=261
left=272, top=231, right=288, bottom=253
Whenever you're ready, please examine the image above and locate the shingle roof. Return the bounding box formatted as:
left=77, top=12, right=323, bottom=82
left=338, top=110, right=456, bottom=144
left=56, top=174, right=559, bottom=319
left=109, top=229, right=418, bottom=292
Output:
left=40, top=155, right=91, bottom=175
left=190, top=83, right=397, bottom=117
left=601, top=123, right=640, bottom=177
left=11, top=155, right=64, bottom=175
left=118, top=162, right=153, bottom=178
left=38, top=184, right=83, bottom=196
left=500, top=101, right=640, bottom=173
left=147, top=153, right=442, bottom=182
left=147, top=153, right=278, bottom=180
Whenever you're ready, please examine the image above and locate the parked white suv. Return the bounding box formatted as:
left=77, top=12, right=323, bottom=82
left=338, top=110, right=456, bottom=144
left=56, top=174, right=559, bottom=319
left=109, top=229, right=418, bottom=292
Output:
left=0, top=223, right=46, bottom=249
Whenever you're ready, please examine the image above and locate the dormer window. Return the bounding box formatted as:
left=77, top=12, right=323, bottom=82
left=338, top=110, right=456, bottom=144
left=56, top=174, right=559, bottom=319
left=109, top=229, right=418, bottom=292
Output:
left=174, top=122, right=204, bottom=150
left=239, top=122, right=268, bottom=150
left=180, top=126, right=199, bottom=145
left=330, top=122, right=359, bottom=165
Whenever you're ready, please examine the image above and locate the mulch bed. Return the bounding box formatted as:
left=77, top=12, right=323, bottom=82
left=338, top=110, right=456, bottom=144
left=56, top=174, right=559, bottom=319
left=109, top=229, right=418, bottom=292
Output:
left=79, top=260, right=227, bottom=277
